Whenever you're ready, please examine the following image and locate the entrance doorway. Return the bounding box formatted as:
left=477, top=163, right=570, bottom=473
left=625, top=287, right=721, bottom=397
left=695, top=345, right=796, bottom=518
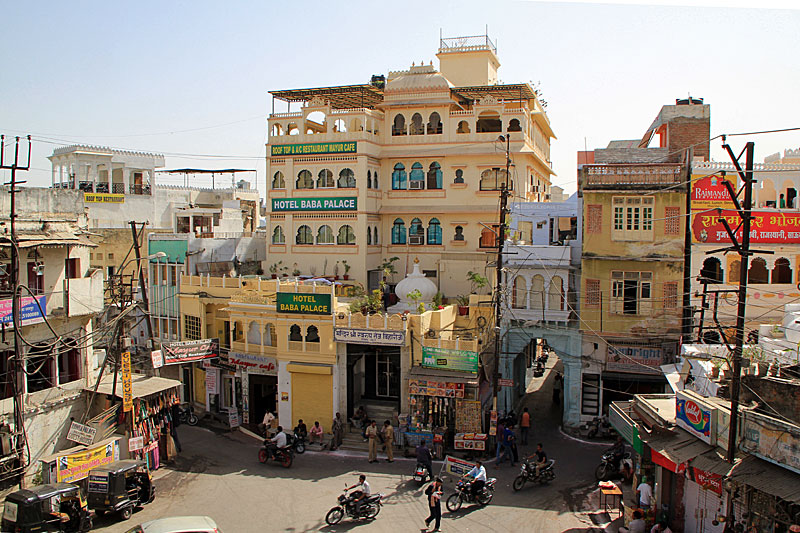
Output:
left=347, top=345, right=400, bottom=418
left=249, top=374, right=278, bottom=425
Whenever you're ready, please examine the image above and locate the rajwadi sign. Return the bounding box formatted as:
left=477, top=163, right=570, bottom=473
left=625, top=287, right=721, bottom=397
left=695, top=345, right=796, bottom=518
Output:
left=270, top=141, right=356, bottom=157
left=228, top=352, right=277, bottom=375
left=692, top=209, right=800, bottom=244
left=162, top=338, right=219, bottom=365
left=676, top=390, right=715, bottom=444
left=334, top=328, right=405, bottom=346
left=271, top=197, right=357, bottom=212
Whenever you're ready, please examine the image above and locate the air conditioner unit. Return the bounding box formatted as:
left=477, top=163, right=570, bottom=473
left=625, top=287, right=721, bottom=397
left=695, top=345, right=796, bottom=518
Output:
left=409, top=235, right=424, bottom=245
left=409, top=181, right=424, bottom=190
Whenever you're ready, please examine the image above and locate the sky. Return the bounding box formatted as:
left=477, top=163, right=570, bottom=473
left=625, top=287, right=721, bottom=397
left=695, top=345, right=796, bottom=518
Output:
left=2, top=0, right=799, bottom=195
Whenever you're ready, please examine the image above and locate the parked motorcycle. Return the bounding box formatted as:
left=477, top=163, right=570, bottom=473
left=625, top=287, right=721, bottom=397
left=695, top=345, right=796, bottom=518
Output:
left=286, top=430, right=306, bottom=454
left=176, top=403, right=198, bottom=426
left=512, top=459, right=556, bottom=491
left=325, top=487, right=383, bottom=525
left=595, top=450, right=632, bottom=481
left=445, top=478, right=497, bottom=511
left=258, top=441, right=294, bottom=468
left=413, top=463, right=432, bottom=484
left=587, top=415, right=615, bottom=439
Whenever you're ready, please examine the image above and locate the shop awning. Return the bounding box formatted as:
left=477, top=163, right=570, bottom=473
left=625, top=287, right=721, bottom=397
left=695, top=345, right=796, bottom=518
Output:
left=641, top=428, right=713, bottom=469
left=728, top=455, right=800, bottom=504
left=690, top=449, right=734, bottom=477
left=86, top=373, right=181, bottom=399
left=409, top=367, right=478, bottom=385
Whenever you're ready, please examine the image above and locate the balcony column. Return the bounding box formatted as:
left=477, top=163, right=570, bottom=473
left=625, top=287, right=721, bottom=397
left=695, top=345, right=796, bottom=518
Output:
left=259, top=320, right=265, bottom=355
left=107, top=163, right=113, bottom=192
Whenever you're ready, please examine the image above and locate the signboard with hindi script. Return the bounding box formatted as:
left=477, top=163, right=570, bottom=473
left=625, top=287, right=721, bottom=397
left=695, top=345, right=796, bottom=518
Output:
left=271, top=197, right=357, bottom=212
left=421, top=347, right=478, bottom=373
left=270, top=141, right=356, bottom=157
left=276, top=292, right=331, bottom=315
left=334, top=328, right=405, bottom=346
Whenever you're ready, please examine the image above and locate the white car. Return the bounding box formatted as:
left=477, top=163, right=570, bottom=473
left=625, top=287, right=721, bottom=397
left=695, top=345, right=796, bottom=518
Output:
left=126, top=516, right=221, bottom=533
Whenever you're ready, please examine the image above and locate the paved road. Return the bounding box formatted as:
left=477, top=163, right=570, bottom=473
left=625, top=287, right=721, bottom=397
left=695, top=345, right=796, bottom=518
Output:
left=93, top=359, right=613, bottom=533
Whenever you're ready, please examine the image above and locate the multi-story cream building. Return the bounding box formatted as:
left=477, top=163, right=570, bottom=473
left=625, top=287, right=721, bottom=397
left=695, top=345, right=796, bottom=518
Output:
left=265, top=35, right=555, bottom=298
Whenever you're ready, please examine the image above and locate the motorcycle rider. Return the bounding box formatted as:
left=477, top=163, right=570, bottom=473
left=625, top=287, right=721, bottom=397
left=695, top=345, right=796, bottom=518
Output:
left=609, top=436, right=626, bottom=471
left=345, top=474, right=371, bottom=516
left=528, top=443, right=548, bottom=477
left=416, top=439, right=434, bottom=481
left=265, top=425, right=288, bottom=460
left=463, top=460, right=487, bottom=500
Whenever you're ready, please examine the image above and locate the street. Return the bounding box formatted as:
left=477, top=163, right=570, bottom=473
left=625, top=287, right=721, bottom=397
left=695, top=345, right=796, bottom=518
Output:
left=92, top=361, right=617, bottom=533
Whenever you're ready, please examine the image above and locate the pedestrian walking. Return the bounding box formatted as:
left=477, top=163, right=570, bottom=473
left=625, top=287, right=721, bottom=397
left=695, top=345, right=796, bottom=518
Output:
left=424, top=477, right=443, bottom=532
left=170, top=401, right=182, bottom=453
left=383, top=420, right=394, bottom=462
left=508, top=424, right=519, bottom=464
left=330, top=412, right=343, bottom=451
left=494, top=419, right=505, bottom=464
left=520, top=407, right=531, bottom=445
left=366, top=420, right=378, bottom=463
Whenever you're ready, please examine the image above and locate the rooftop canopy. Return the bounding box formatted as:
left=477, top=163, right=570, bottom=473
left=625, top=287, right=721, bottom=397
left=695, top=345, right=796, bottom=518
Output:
left=270, top=84, right=385, bottom=109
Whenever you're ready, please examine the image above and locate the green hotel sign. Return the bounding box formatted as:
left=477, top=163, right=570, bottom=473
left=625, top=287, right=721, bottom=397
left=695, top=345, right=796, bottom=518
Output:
left=422, top=347, right=479, bottom=373
left=272, top=197, right=357, bottom=212
left=271, top=141, right=357, bottom=157
left=276, top=292, right=332, bottom=315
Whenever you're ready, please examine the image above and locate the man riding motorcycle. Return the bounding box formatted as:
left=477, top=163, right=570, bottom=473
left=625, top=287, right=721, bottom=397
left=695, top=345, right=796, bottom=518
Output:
left=463, top=460, right=487, bottom=499
left=416, top=439, right=434, bottom=481
left=609, top=436, right=626, bottom=471
left=345, top=474, right=371, bottom=516
left=528, top=443, right=548, bottom=477
left=265, top=425, right=289, bottom=460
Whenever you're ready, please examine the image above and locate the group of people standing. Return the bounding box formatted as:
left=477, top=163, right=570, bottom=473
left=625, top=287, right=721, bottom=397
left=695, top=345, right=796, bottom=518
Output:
left=495, top=407, right=532, bottom=467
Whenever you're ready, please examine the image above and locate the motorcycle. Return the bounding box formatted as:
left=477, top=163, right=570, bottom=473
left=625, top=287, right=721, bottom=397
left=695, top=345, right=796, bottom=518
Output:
left=595, top=450, right=632, bottom=481
left=445, top=478, right=497, bottom=511
left=257, top=441, right=294, bottom=468
left=286, top=430, right=306, bottom=454
left=413, top=463, right=432, bottom=484
left=325, top=487, right=383, bottom=525
left=176, top=403, right=198, bottom=426
left=587, top=415, right=615, bottom=439
left=512, top=459, right=556, bottom=491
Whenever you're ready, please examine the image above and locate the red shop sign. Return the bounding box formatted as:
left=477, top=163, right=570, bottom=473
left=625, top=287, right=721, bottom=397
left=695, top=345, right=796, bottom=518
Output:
left=692, top=209, right=800, bottom=244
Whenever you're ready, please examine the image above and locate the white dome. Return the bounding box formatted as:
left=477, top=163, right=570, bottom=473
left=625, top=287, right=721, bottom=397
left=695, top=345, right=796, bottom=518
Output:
left=388, top=260, right=438, bottom=314
left=385, top=64, right=453, bottom=94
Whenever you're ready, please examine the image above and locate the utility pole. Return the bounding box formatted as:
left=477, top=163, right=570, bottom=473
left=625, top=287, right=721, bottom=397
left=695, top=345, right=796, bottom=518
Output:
left=492, top=134, right=511, bottom=414
left=1, top=135, right=31, bottom=488
left=130, top=221, right=157, bottom=375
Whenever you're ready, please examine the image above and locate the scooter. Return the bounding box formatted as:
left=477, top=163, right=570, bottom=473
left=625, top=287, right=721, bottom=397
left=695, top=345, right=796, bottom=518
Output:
left=587, top=415, right=615, bottom=439
left=325, top=486, right=383, bottom=525
left=445, top=478, right=497, bottom=511
left=413, top=462, right=432, bottom=484
left=176, top=404, right=198, bottom=426
left=258, top=441, right=294, bottom=468
left=595, top=450, right=632, bottom=481
left=512, top=459, right=556, bottom=491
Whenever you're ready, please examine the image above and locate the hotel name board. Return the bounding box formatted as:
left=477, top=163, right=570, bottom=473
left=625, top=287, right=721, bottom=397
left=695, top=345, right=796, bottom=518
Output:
left=272, top=197, right=357, bottom=212
left=276, top=292, right=331, bottom=315
left=271, top=141, right=357, bottom=156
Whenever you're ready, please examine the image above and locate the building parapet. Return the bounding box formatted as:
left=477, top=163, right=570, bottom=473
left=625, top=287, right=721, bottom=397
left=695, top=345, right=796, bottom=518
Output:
left=581, top=163, right=685, bottom=189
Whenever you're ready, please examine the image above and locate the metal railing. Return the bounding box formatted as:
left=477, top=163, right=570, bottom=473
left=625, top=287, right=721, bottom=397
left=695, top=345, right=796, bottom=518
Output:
left=439, top=35, right=497, bottom=54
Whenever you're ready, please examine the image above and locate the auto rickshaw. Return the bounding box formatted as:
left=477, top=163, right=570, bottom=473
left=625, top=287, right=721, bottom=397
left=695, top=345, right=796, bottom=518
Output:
left=1, top=482, right=92, bottom=533
left=86, top=460, right=154, bottom=521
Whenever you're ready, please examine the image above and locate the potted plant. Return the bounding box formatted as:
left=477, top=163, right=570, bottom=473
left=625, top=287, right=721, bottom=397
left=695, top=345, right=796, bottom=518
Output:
left=292, top=268, right=301, bottom=277
left=456, top=294, right=470, bottom=316
left=342, top=260, right=351, bottom=280
left=407, top=289, right=425, bottom=314
left=269, top=261, right=283, bottom=279
left=333, top=261, right=340, bottom=280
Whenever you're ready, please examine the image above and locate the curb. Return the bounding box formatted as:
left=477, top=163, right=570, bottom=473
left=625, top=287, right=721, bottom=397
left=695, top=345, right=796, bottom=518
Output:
left=558, top=426, right=614, bottom=446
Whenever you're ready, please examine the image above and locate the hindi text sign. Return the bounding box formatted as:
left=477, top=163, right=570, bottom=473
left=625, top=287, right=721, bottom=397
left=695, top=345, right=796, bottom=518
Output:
left=66, top=422, right=97, bottom=446
left=121, top=351, right=133, bottom=412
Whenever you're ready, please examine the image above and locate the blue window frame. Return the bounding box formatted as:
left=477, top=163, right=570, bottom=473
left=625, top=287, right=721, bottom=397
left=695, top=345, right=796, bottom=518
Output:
left=392, top=163, right=406, bottom=190
left=391, top=218, right=406, bottom=244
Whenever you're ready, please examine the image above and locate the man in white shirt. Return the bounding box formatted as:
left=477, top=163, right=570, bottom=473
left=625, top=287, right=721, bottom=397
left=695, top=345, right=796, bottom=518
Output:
left=464, top=460, right=487, bottom=499
left=636, top=477, right=653, bottom=510
left=259, top=411, right=275, bottom=436
left=266, top=425, right=287, bottom=460
left=346, top=474, right=371, bottom=515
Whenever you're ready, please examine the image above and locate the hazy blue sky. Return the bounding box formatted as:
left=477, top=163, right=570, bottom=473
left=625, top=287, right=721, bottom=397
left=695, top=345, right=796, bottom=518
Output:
left=2, top=1, right=799, bottom=194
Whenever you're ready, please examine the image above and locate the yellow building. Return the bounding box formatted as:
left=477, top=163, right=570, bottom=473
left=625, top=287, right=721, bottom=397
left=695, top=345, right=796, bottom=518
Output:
left=265, top=34, right=554, bottom=299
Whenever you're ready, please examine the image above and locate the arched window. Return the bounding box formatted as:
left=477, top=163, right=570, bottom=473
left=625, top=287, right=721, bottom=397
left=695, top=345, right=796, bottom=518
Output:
left=427, top=218, right=442, bottom=245
left=272, top=171, right=285, bottom=189
left=296, top=170, right=313, bottom=189
left=271, top=124, right=283, bottom=137
left=373, top=170, right=379, bottom=189
left=409, top=162, right=425, bottom=189
left=351, top=118, right=363, bottom=132
left=366, top=170, right=372, bottom=189
left=427, top=162, right=442, bottom=189
left=272, top=226, right=285, bottom=244
left=289, top=324, right=302, bottom=342
left=373, top=227, right=379, bottom=245
left=749, top=257, right=769, bottom=284
left=454, top=169, right=464, bottom=184
left=296, top=225, right=313, bottom=245
left=531, top=275, right=545, bottom=309
left=508, top=119, right=522, bottom=132
left=549, top=276, right=564, bottom=310
left=427, top=112, right=442, bottom=134
left=410, top=218, right=424, bottom=240
left=410, top=113, right=424, bottom=135
left=316, top=225, right=334, bottom=244
left=337, top=225, right=355, bottom=245
left=513, top=277, right=527, bottom=308
left=367, top=226, right=372, bottom=245
left=247, top=321, right=262, bottom=345
left=392, top=163, right=406, bottom=190
left=454, top=226, right=465, bottom=241
left=333, top=119, right=347, bottom=133
left=392, top=218, right=406, bottom=244
left=700, top=257, right=723, bottom=284
left=338, top=168, right=355, bottom=188
left=317, top=169, right=334, bottom=188
left=264, top=323, right=276, bottom=346
left=392, top=114, right=406, bottom=136
left=476, top=111, right=501, bottom=133
left=772, top=257, right=793, bottom=284
left=456, top=121, right=470, bottom=134
left=232, top=321, right=244, bottom=342
left=306, top=325, right=320, bottom=343
left=729, top=259, right=741, bottom=283
left=480, top=168, right=510, bottom=191
left=287, top=123, right=300, bottom=135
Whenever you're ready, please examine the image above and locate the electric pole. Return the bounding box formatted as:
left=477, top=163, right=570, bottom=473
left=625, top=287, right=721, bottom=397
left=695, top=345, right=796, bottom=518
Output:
left=492, top=134, right=511, bottom=415
left=1, top=135, right=31, bottom=488
left=130, top=221, right=157, bottom=375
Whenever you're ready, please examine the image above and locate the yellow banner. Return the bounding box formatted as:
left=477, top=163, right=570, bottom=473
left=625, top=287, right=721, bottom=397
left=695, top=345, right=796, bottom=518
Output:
left=121, top=351, right=133, bottom=412
left=57, top=441, right=118, bottom=483
left=83, top=192, right=125, bottom=203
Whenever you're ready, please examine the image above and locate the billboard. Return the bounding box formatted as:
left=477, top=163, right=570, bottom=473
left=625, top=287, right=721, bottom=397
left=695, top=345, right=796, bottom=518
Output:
left=270, top=141, right=356, bottom=157
left=162, top=338, right=219, bottom=365
left=606, top=345, right=663, bottom=374
left=676, top=390, right=715, bottom=444
left=692, top=210, right=800, bottom=244
left=421, top=347, right=478, bottom=373
left=0, top=295, right=47, bottom=327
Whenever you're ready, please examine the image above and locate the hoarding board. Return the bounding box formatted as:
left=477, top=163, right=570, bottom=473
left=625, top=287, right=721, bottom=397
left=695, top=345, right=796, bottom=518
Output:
left=270, top=141, right=356, bottom=157
left=276, top=292, right=331, bottom=315
left=421, top=347, right=478, bottom=373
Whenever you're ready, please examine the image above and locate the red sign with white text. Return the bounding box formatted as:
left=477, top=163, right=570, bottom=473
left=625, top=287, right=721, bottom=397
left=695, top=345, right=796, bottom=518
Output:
left=691, top=175, right=736, bottom=210
left=692, top=210, right=800, bottom=244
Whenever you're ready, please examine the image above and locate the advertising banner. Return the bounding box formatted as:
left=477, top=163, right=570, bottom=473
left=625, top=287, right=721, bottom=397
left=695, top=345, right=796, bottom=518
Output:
left=228, top=352, right=277, bottom=375
left=334, top=328, right=406, bottom=346
left=691, top=175, right=736, bottom=210
left=408, top=379, right=465, bottom=398
left=57, top=440, right=119, bottom=483
left=270, top=141, right=356, bottom=157
left=688, top=467, right=723, bottom=495
left=742, top=410, right=800, bottom=475
left=692, top=209, right=800, bottom=244
left=206, top=367, right=218, bottom=395
left=454, top=433, right=487, bottom=451
left=228, top=409, right=240, bottom=429
left=66, top=422, right=97, bottom=446
left=455, top=399, right=482, bottom=433
left=421, top=347, right=479, bottom=373
left=271, top=197, right=357, bottom=212
left=276, top=292, right=331, bottom=315
left=150, top=350, right=163, bottom=369
left=128, top=437, right=144, bottom=452
left=0, top=295, right=47, bottom=327
left=439, top=456, right=477, bottom=478
left=162, top=338, right=219, bottom=365
left=121, top=351, right=133, bottom=412
left=606, top=345, right=663, bottom=374
left=83, top=192, right=125, bottom=204
left=676, top=390, right=715, bottom=444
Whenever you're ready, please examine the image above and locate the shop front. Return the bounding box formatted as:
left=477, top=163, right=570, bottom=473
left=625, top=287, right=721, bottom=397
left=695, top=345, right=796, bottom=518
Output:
left=228, top=351, right=278, bottom=425
left=728, top=455, right=800, bottom=532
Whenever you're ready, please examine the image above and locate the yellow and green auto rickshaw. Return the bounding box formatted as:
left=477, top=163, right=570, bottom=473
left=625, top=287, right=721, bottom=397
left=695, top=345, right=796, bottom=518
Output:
left=86, top=460, right=154, bottom=521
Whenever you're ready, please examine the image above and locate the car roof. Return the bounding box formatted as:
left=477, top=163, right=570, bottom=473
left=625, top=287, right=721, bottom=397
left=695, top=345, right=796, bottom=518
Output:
left=140, top=516, right=218, bottom=533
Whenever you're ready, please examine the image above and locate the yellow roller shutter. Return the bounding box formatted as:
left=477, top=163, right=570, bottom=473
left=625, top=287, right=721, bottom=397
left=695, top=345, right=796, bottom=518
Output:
left=291, top=371, right=332, bottom=428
